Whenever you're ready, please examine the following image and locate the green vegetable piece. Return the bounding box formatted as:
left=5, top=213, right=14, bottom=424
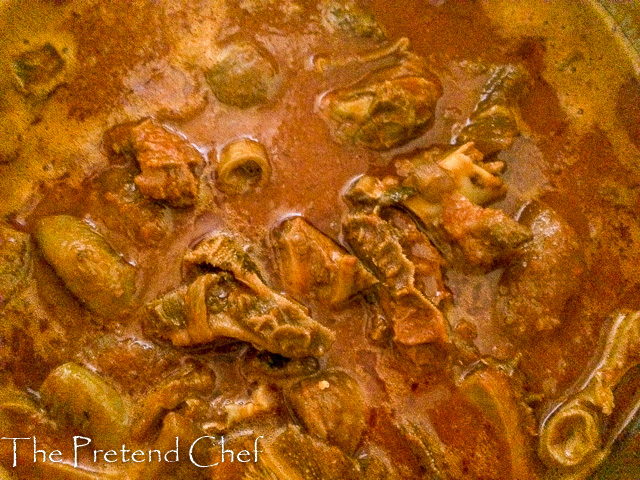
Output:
left=41, top=362, right=130, bottom=449
left=35, top=215, right=136, bottom=315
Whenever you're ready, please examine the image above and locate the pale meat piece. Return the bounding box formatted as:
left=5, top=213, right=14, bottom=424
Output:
left=110, top=118, right=203, bottom=207
left=272, top=216, right=378, bottom=305
left=400, top=143, right=507, bottom=207
left=495, top=201, right=585, bottom=336
left=538, top=311, right=640, bottom=476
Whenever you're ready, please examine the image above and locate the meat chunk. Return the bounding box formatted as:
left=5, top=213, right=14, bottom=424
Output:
left=495, top=201, right=584, bottom=336
left=131, top=412, right=209, bottom=480
left=320, top=55, right=442, bottom=150
left=401, top=143, right=507, bottom=206
left=146, top=236, right=334, bottom=358
left=221, top=384, right=279, bottom=430
left=41, top=362, right=130, bottom=450
left=122, top=60, right=207, bottom=121
left=11, top=41, right=73, bottom=98
left=454, top=64, right=530, bottom=156
left=205, top=41, right=280, bottom=108
left=342, top=212, right=416, bottom=293
left=110, top=118, right=203, bottom=207
left=244, top=351, right=320, bottom=379
left=384, top=209, right=449, bottom=306
left=216, top=138, right=272, bottom=194
left=82, top=335, right=179, bottom=396
left=132, top=362, right=215, bottom=441
left=348, top=144, right=528, bottom=272
left=440, top=193, right=532, bottom=271
left=0, top=225, right=31, bottom=307
left=287, top=370, right=366, bottom=454
left=91, top=167, right=174, bottom=245
left=382, top=288, right=448, bottom=345
left=272, top=217, right=378, bottom=305
left=344, top=175, right=417, bottom=210
left=321, top=0, right=386, bottom=39
left=342, top=212, right=449, bottom=345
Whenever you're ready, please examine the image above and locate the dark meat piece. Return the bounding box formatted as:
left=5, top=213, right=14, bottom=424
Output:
left=244, top=351, right=320, bottom=379
left=272, top=216, right=378, bottom=305
left=495, top=201, right=584, bottom=336
left=320, top=55, right=442, bottom=150
left=110, top=118, right=203, bottom=207
left=454, top=64, right=530, bottom=156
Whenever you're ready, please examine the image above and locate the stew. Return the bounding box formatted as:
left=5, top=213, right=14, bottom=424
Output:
left=1, top=1, right=640, bottom=479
